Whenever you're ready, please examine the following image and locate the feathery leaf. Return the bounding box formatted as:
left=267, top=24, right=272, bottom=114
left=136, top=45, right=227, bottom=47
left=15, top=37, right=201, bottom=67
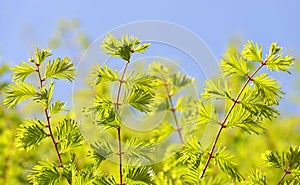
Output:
left=126, top=88, right=154, bottom=113
left=89, top=141, right=114, bottom=167
left=100, top=33, right=150, bottom=61
left=27, top=161, right=61, bottom=185
left=214, top=147, right=244, bottom=181
left=221, top=50, right=248, bottom=76
left=49, top=100, right=65, bottom=116
left=56, top=119, right=84, bottom=152
left=91, top=64, right=119, bottom=85
left=34, top=48, right=52, bottom=65
left=10, top=61, right=36, bottom=82
left=201, top=80, right=231, bottom=101
left=241, top=40, right=263, bottom=62
left=2, top=82, right=37, bottom=108
left=15, top=119, right=47, bottom=151
left=124, top=166, right=155, bottom=185
left=45, top=56, right=75, bottom=81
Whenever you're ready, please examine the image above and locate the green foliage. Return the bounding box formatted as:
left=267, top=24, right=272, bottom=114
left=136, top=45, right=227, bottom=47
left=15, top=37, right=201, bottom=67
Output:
left=221, top=48, right=248, bottom=76
left=15, top=119, right=47, bottom=151
left=87, top=95, right=116, bottom=124
left=1, top=33, right=298, bottom=185
left=246, top=169, right=267, bottom=185
left=124, top=166, right=155, bottom=185
left=123, top=137, right=155, bottom=163
left=27, top=161, right=61, bottom=185
left=201, top=80, right=231, bottom=101
left=89, top=141, right=114, bottom=167
left=2, top=82, right=37, bottom=108
left=91, top=64, right=119, bottom=85
left=125, top=72, right=157, bottom=93
left=35, top=82, right=55, bottom=107
left=94, top=174, right=116, bottom=185
left=253, top=73, right=284, bottom=105
left=171, top=72, right=194, bottom=92
left=34, top=48, right=52, bottom=65
left=10, top=61, right=36, bottom=82
left=49, top=100, right=66, bottom=116
left=239, top=89, right=280, bottom=120
left=264, top=147, right=300, bottom=177
left=56, top=119, right=84, bottom=152
left=2, top=48, right=81, bottom=185
left=149, top=121, right=174, bottom=143
left=241, top=40, right=263, bottom=62
left=194, top=100, right=219, bottom=125
left=100, top=33, right=150, bottom=61
left=45, top=56, right=75, bottom=81
left=214, top=147, right=244, bottom=181
left=126, top=88, right=154, bottom=113
left=227, top=104, right=265, bottom=134
left=265, top=42, right=294, bottom=73
left=178, top=137, right=203, bottom=168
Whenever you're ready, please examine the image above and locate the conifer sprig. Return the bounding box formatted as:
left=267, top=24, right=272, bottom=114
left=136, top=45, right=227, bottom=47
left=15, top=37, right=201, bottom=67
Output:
left=148, top=62, right=194, bottom=144
left=34, top=52, right=65, bottom=170
left=97, top=33, right=152, bottom=185
left=199, top=41, right=293, bottom=180
left=2, top=48, right=77, bottom=185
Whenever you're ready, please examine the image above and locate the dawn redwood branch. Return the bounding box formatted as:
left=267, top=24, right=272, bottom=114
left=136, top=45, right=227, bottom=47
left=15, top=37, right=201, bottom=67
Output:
left=199, top=61, right=266, bottom=180
left=35, top=63, right=72, bottom=185
left=115, top=60, right=130, bottom=185
left=163, top=82, right=184, bottom=143
left=277, top=162, right=294, bottom=185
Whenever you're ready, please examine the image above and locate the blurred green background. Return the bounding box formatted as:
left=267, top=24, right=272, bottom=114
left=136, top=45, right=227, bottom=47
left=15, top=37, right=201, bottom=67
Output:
left=0, top=1, right=299, bottom=184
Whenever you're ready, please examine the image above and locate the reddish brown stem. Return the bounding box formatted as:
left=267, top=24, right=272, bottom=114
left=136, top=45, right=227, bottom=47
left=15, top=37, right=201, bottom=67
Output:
left=163, top=83, right=184, bottom=143
left=35, top=64, right=71, bottom=184
left=117, top=126, right=123, bottom=185
left=277, top=162, right=294, bottom=185
left=115, top=60, right=130, bottom=185
left=199, top=62, right=265, bottom=180
left=116, top=61, right=130, bottom=109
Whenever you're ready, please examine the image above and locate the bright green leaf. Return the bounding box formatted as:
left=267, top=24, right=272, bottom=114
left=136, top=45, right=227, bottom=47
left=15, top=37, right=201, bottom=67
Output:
left=2, top=82, right=37, bottom=108
left=49, top=100, right=65, bottom=116
left=241, top=40, right=263, bottom=62
left=15, top=119, right=47, bottom=151
left=126, top=88, right=154, bottom=113
left=45, top=56, right=75, bottom=81
left=10, top=61, right=36, bottom=82
left=34, top=48, right=52, bottom=65
left=91, top=64, right=119, bottom=85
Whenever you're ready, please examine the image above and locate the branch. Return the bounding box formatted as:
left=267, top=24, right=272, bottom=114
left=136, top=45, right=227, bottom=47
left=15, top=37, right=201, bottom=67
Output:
left=199, top=61, right=266, bottom=180
left=163, top=81, right=184, bottom=143
left=35, top=63, right=72, bottom=185
left=277, top=162, right=294, bottom=185
left=115, top=60, right=130, bottom=185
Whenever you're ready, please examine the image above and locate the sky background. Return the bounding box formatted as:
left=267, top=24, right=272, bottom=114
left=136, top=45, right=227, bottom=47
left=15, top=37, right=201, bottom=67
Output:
left=1, top=0, right=299, bottom=113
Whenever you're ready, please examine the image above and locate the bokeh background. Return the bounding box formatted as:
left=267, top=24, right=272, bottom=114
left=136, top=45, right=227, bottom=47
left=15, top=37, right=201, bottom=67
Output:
left=1, top=0, right=299, bottom=112
left=0, top=1, right=299, bottom=184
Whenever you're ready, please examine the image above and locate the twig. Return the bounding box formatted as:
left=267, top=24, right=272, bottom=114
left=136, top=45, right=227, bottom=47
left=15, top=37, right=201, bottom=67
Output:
left=163, top=82, right=184, bottom=143
left=115, top=60, right=130, bottom=185
left=199, top=61, right=266, bottom=180
left=277, top=162, right=294, bottom=185
left=35, top=63, right=72, bottom=185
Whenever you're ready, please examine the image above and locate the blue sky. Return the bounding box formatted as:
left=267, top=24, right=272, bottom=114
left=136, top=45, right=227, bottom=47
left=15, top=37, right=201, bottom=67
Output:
left=1, top=0, right=299, bottom=113
left=1, top=1, right=299, bottom=61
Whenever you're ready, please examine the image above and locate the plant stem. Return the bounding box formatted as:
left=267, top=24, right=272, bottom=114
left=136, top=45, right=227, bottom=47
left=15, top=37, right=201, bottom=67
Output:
left=277, top=162, right=294, bottom=185
left=199, top=62, right=265, bottom=180
left=116, top=61, right=130, bottom=108
left=115, top=60, right=130, bottom=185
left=35, top=64, right=71, bottom=185
left=117, top=126, right=123, bottom=185
left=164, top=83, right=184, bottom=143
